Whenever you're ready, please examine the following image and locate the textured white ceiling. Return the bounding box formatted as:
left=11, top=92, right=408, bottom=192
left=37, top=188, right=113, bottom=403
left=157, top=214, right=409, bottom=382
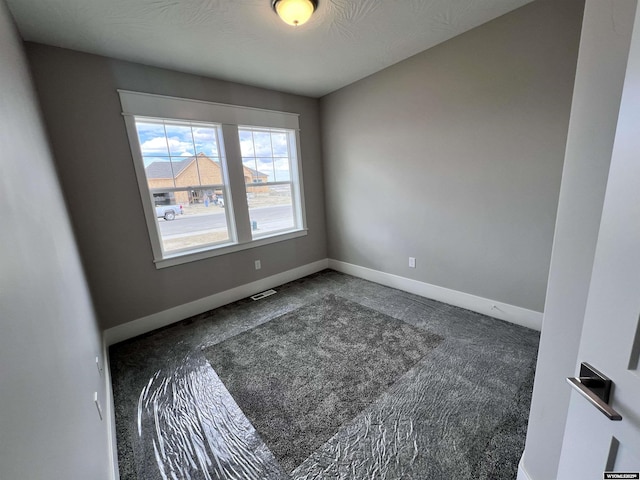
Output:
left=7, top=0, right=533, bottom=97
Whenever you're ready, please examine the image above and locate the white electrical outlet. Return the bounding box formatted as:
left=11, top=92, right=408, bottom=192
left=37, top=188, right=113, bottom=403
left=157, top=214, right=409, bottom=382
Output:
left=409, top=257, right=416, bottom=268
left=255, top=260, right=261, bottom=270
left=96, top=355, right=103, bottom=375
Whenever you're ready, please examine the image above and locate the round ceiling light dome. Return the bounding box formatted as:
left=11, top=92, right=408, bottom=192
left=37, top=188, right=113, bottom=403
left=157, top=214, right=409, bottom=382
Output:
left=272, top=0, right=317, bottom=27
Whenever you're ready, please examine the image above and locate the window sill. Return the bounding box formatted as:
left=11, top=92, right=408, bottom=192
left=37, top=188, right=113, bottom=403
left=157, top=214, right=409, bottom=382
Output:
left=154, top=228, right=308, bottom=269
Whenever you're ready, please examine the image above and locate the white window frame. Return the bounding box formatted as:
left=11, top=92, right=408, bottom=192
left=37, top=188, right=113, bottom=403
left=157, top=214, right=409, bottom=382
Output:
left=118, top=90, right=307, bottom=269
left=239, top=125, right=304, bottom=240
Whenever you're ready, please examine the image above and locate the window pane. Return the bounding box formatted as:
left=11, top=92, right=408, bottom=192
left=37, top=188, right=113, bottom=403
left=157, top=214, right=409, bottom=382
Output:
left=273, top=156, right=291, bottom=182
left=247, top=184, right=295, bottom=238
left=170, top=156, right=193, bottom=186
left=164, top=124, right=195, bottom=157
left=197, top=155, right=224, bottom=186
left=239, top=130, right=255, bottom=156
left=155, top=189, right=230, bottom=253
left=256, top=158, right=275, bottom=179
left=252, top=131, right=273, bottom=157
left=239, top=128, right=293, bottom=182
left=192, top=126, right=220, bottom=158
left=271, top=132, right=289, bottom=157
left=144, top=157, right=175, bottom=189
left=136, top=120, right=225, bottom=192
left=136, top=122, right=169, bottom=156
left=134, top=118, right=233, bottom=254
left=243, top=157, right=274, bottom=183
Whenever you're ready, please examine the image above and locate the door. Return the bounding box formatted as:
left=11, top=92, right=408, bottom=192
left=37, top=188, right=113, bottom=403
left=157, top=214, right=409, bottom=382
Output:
left=556, top=4, right=640, bottom=478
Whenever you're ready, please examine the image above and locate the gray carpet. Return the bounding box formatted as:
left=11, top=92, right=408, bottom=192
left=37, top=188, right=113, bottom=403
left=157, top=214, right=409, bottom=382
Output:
left=204, top=294, right=443, bottom=473
left=109, top=269, right=539, bottom=479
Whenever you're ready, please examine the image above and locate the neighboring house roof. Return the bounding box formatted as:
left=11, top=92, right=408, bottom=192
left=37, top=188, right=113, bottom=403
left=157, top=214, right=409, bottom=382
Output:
left=145, top=157, right=192, bottom=179
left=243, top=165, right=268, bottom=179
left=145, top=153, right=268, bottom=180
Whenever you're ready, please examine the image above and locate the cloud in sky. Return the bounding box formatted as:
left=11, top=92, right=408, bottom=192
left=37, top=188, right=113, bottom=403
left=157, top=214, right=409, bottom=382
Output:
left=136, top=122, right=220, bottom=157
left=135, top=121, right=293, bottom=180
left=139, top=136, right=194, bottom=156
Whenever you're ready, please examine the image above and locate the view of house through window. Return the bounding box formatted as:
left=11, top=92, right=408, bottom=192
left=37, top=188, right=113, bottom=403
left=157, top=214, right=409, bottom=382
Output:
left=135, top=119, right=231, bottom=253
left=240, top=127, right=297, bottom=237
left=128, top=110, right=305, bottom=264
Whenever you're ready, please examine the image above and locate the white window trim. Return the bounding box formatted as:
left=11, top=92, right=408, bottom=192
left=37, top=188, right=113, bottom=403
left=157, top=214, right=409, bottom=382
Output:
left=240, top=126, right=305, bottom=241
left=119, top=90, right=300, bottom=129
left=156, top=230, right=308, bottom=268
left=118, top=90, right=307, bottom=269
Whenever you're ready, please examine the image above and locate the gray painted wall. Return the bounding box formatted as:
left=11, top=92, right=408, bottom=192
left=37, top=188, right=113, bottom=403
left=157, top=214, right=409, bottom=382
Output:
left=26, top=44, right=327, bottom=330
left=522, top=1, right=637, bottom=479
left=0, top=1, right=112, bottom=478
left=320, top=0, right=584, bottom=312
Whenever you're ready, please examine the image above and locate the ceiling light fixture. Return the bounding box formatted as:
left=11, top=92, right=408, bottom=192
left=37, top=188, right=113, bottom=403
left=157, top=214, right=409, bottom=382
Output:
left=272, top=0, right=317, bottom=27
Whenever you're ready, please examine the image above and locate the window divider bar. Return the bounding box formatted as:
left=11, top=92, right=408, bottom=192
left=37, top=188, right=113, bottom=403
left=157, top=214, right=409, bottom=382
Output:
left=149, top=185, right=225, bottom=194
left=221, top=124, right=252, bottom=244
left=244, top=181, right=292, bottom=187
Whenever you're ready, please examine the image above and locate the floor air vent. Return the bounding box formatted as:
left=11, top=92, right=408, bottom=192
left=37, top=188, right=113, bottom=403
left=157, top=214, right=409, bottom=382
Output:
left=251, top=289, right=277, bottom=301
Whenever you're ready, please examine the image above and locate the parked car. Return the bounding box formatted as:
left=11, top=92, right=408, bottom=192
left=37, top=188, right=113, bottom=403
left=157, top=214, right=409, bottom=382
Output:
left=155, top=204, right=183, bottom=221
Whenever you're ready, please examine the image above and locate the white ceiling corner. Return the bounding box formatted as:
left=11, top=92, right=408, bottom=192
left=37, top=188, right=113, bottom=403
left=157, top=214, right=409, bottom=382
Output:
left=6, top=0, right=533, bottom=97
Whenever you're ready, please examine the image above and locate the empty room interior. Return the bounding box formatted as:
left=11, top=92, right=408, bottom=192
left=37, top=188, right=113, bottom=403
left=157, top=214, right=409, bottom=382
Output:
left=3, top=0, right=640, bottom=479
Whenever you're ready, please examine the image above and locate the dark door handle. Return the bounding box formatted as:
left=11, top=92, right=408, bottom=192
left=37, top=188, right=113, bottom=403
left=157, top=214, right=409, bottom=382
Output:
left=567, top=362, right=622, bottom=421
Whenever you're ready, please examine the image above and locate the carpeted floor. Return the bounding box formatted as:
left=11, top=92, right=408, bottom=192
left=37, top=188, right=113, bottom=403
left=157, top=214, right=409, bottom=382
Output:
left=204, top=294, right=443, bottom=472
left=109, top=269, right=539, bottom=480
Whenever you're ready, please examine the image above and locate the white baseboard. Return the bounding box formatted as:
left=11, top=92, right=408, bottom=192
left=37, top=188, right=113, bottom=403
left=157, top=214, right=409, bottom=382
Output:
left=104, top=259, right=329, bottom=346
left=102, top=336, right=120, bottom=480
left=517, top=455, right=533, bottom=480
left=104, top=257, right=542, bottom=345
left=328, top=259, right=542, bottom=331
